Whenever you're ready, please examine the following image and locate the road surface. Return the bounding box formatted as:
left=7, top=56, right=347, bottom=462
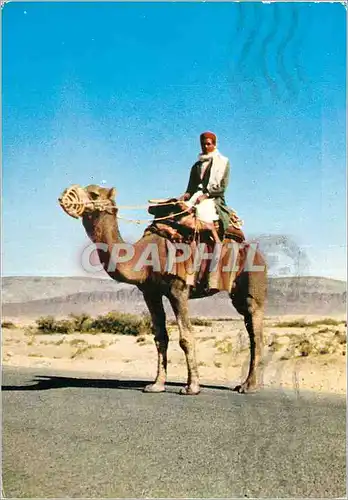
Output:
left=2, top=367, right=346, bottom=498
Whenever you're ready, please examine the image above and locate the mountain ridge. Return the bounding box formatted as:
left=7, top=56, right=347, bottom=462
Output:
left=2, top=276, right=346, bottom=318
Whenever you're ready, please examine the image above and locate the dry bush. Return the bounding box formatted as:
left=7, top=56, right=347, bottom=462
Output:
left=296, top=338, right=313, bottom=357
left=280, top=335, right=313, bottom=360
left=268, top=339, right=283, bottom=352
left=214, top=338, right=233, bottom=355
left=69, top=338, right=88, bottom=347
left=90, top=311, right=153, bottom=336
left=71, top=346, right=91, bottom=359
left=199, top=336, right=217, bottom=343
left=167, top=317, right=213, bottom=327
left=276, top=319, right=307, bottom=328
left=334, top=331, right=347, bottom=345
left=69, top=313, right=93, bottom=332
left=276, top=318, right=344, bottom=328
left=35, top=312, right=153, bottom=337
left=136, top=335, right=152, bottom=346
left=279, top=327, right=346, bottom=360
left=309, top=318, right=344, bottom=327
left=1, top=321, right=17, bottom=329
left=36, top=316, right=74, bottom=334
left=190, top=318, right=213, bottom=327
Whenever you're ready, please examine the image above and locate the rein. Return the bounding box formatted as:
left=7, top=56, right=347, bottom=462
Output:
left=89, top=199, right=192, bottom=225
left=59, top=187, right=192, bottom=224
left=117, top=207, right=193, bottom=225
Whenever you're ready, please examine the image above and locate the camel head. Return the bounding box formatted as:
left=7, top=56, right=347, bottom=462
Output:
left=58, top=184, right=117, bottom=220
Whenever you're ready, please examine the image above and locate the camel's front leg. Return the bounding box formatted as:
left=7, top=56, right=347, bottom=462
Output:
left=168, top=283, right=200, bottom=395
left=237, top=301, right=264, bottom=393
left=142, top=291, right=168, bottom=393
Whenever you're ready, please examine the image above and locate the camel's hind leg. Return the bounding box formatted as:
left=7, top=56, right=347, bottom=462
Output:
left=168, top=280, right=200, bottom=395
left=142, top=290, right=168, bottom=393
left=231, top=271, right=266, bottom=393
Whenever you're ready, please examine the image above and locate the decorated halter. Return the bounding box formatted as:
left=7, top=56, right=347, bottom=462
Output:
left=58, top=185, right=115, bottom=219
left=58, top=184, right=244, bottom=227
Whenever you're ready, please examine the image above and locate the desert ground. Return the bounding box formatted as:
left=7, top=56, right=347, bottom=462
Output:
left=2, top=314, right=346, bottom=395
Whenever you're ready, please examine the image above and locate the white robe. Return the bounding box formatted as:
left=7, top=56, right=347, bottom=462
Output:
left=185, top=150, right=229, bottom=223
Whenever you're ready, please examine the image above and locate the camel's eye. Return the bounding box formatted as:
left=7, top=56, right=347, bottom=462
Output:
left=90, top=192, right=99, bottom=200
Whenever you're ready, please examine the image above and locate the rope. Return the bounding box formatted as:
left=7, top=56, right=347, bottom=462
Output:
left=119, top=201, right=179, bottom=210
left=117, top=207, right=192, bottom=225
left=60, top=187, right=243, bottom=228
left=60, top=201, right=180, bottom=210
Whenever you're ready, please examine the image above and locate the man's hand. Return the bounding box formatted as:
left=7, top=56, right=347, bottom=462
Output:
left=178, top=193, right=190, bottom=201
left=195, top=194, right=209, bottom=204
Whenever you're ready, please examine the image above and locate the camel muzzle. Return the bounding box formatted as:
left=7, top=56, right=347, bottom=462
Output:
left=58, top=185, right=93, bottom=219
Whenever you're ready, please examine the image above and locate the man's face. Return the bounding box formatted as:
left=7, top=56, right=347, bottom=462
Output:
left=201, top=137, right=216, bottom=154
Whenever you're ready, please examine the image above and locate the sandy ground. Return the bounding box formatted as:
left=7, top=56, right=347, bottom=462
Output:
left=2, top=315, right=346, bottom=395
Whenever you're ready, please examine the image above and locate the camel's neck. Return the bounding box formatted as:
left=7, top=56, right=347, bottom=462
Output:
left=82, top=213, right=146, bottom=284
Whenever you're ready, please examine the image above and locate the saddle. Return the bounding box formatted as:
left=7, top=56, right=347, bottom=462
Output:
left=145, top=198, right=245, bottom=244
left=144, top=198, right=247, bottom=292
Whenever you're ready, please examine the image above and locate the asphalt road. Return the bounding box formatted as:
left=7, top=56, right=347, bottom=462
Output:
left=2, top=367, right=346, bottom=498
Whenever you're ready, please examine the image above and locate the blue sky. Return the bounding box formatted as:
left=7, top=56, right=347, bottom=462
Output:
left=2, top=2, right=346, bottom=279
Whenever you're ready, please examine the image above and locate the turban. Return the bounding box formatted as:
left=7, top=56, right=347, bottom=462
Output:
left=200, top=131, right=217, bottom=145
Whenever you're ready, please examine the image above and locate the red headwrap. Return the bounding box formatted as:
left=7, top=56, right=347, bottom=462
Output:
left=200, top=131, right=217, bottom=145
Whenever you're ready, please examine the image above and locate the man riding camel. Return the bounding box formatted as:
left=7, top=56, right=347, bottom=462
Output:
left=179, top=131, right=231, bottom=241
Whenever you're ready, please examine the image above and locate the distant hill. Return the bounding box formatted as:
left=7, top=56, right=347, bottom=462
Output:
left=1, top=276, right=346, bottom=319
left=2, top=276, right=124, bottom=304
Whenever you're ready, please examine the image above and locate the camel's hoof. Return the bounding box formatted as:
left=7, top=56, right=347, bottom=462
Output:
left=233, top=382, right=258, bottom=394
left=143, top=383, right=166, bottom=393
left=180, top=385, right=201, bottom=396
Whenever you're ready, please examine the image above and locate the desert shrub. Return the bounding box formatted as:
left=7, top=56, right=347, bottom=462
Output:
left=268, top=339, right=283, bottom=352
left=214, top=338, right=233, bottom=354
left=36, top=316, right=74, bottom=334
left=71, top=346, right=90, bottom=359
left=309, top=318, right=343, bottom=327
left=210, top=317, right=240, bottom=322
left=167, top=317, right=214, bottom=327
left=276, top=318, right=343, bottom=328
left=191, top=318, right=213, bottom=327
left=69, top=313, right=93, bottom=332
left=276, top=319, right=307, bottom=328
left=54, top=320, right=75, bottom=334
left=1, top=321, right=17, bottom=329
left=35, top=312, right=153, bottom=336
left=136, top=335, right=152, bottom=346
left=36, top=316, right=55, bottom=332
left=90, top=311, right=152, bottom=336
left=280, top=335, right=313, bottom=359
left=297, top=339, right=313, bottom=357
left=318, top=344, right=331, bottom=355
left=334, top=331, right=347, bottom=345
left=69, top=338, right=88, bottom=347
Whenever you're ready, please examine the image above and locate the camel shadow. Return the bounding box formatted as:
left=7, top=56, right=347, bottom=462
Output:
left=2, top=375, right=239, bottom=394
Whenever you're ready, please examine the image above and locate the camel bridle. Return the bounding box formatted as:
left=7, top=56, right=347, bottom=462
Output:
left=58, top=185, right=193, bottom=224
left=58, top=185, right=116, bottom=219
left=58, top=184, right=244, bottom=233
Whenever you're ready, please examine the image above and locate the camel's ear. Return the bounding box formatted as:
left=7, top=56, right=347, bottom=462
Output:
left=86, top=184, right=100, bottom=195
left=108, top=187, right=117, bottom=200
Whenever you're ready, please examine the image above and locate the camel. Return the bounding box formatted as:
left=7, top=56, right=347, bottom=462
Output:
left=58, top=184, right=267, bottom=395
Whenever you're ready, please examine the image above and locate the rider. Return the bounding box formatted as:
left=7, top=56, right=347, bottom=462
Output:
left=179, top=131, right=231, bottom=239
